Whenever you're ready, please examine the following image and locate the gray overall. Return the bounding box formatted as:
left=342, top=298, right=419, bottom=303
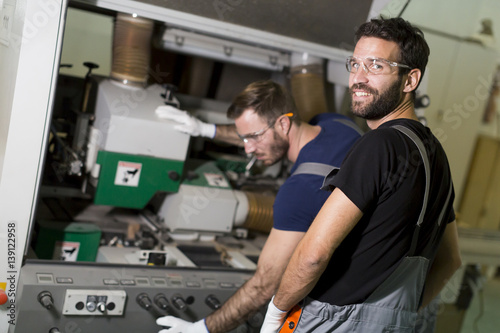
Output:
left=280, top=125, right=453, bottom=333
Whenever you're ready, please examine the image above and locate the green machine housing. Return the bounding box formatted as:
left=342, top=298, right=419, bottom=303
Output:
left=93, top=151, right=185, bottom=209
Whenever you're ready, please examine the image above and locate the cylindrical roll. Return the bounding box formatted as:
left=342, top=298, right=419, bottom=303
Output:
left=290, top=53, right=328, bottom=122
left=240, top=191, right=274, bottom=233
left=110, top=13, right=154, bottom=87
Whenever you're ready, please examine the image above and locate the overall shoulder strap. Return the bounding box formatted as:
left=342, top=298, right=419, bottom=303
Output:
left=391, top=125, right=430, bottom=229
left=392, top=125, right=430, bottom=256
left=291, top=162, right=336, bottom=178
left=392, top=124, right=454, bottom=257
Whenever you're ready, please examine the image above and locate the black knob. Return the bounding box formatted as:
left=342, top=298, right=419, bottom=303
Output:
left=415, top=94, right=431, bottom=109
left=154, top=294, right=172, bottom=312
left=136, top=293, right=153, bottom=311
left=186, top=171, right=199, bottom=181
left=205, top=295, right=221, bottom=310
left=171, top=295, right=187, bottom=312
left=83, top=61, right=99, bottom=73
left=49, top=328, right=62, bottom=333
left=38, top=291, right=54, bottom=310
left=161, top=84, right=178, bottom=100
left=168, top=170, right=180, bottom=181
left=75, top=301, right=85, bottom=310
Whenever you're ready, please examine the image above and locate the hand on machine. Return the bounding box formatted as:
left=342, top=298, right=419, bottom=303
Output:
left=156, top=316, right=208, bottom=333
left=156, top=105, right=216, bottom=139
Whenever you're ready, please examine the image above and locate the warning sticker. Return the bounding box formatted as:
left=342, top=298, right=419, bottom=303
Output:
left=114, top=161, right=142, bottom=187
left=53, top=241, right=80, bottom=261
left=204, top=173, right=229, bottom=187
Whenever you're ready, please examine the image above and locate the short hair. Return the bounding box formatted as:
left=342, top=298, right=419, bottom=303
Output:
left=227, top=80, right=300, bottom=125
left=355, top=17, right=430, bottom=87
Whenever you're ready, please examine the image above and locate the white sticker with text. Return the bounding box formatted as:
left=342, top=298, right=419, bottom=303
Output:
left=204, top=173, right=229, bottom=187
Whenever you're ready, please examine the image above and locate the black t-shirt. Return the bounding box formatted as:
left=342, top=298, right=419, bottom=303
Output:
left=309, top=119, right=455, bottom=306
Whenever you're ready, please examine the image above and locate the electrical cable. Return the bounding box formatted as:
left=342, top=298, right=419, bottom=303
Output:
left=472, top=288, right=484, bottom=333
left=496, top=112, right=500, bottom=138
left=397, top=0, right=412, bottom=18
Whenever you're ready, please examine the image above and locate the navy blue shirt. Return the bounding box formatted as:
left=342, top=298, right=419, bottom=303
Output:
left=273, top=114, right=362, bottom=232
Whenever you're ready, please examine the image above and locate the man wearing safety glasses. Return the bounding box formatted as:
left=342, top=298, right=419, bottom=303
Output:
left=260, top=17, right=461, bottom=333
left=156, top=80, right=363, bottom=333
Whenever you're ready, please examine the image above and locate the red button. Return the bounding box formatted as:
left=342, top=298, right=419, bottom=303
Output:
left=0, top=289, right=8, bottom=305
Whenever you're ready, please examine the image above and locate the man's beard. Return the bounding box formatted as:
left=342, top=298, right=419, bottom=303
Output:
left=350, top=76, right=404, bottom=120
left=259, top=130, right=289, bottom=166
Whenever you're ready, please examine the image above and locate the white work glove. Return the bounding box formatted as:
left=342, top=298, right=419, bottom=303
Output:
left=260, top=296, right=287, bottom=333
left=156, top=105, right=216, bottom=139
left=156, top=316, right=208, bottom=333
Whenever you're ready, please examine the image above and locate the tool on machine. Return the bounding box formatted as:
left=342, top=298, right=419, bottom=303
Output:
left=161, top=83, right=181, bottom=108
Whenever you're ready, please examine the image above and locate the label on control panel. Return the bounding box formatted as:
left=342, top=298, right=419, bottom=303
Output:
left=62, top=289, right=127, bottom=316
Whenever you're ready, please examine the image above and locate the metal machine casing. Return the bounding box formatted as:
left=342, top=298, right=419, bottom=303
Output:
left=91, top=80, right=191, bottom=208
left=160, top=184, right=238, bottom=233
left=159, top=161, right=240, bottom=233
left=93, top=80, right=190, bottom=161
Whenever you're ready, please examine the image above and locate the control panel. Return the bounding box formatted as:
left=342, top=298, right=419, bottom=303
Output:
left=14, top=260, right=263, bottom=332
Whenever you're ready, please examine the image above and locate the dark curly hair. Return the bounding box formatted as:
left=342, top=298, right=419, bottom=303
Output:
left=355, top=17, right=430, bottom=91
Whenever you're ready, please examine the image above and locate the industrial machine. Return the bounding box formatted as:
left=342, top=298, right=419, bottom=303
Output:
left=13, top=15, right=279, bottom=330
left=3, top=1, right=499, bottom=333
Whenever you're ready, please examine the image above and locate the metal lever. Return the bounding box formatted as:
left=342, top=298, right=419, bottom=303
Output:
left=205, top=294, right=222, bottom=310
left=38, top=291, right=54, bottom=310
left=97, top=301, right=107, bottom=313
left=136, top=293, right=153, bottom=311
left=80, top=62, right=99, bottom=113
left=154, top=294, right=173, bottom=313
left=171, top=295, right=187, bottom=312
left=161, top=84, right=180, bottom=107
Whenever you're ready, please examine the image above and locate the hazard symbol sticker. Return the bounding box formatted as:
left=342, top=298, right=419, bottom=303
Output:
left=53, top=241, right=80, bottom=261
left=114, top=161, right=142, bottom=187
left=204, top=173, right=229, bottom=187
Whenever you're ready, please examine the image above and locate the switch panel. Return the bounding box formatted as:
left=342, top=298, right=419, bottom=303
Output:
left=62, top=289, right=126, bottom=316
left=15, top=261, right=260, bottom=332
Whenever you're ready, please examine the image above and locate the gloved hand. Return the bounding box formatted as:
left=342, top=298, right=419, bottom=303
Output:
left=156, top=316, right=208, bottom=333
left=156, top=105, right=216, bottom=139
left=260, top=296, right=288, bottom=333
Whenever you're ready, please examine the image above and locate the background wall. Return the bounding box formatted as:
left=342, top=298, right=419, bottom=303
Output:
left=59, top=8, right=113, bottom=78
left=400, top=0, right=499, bottom=206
